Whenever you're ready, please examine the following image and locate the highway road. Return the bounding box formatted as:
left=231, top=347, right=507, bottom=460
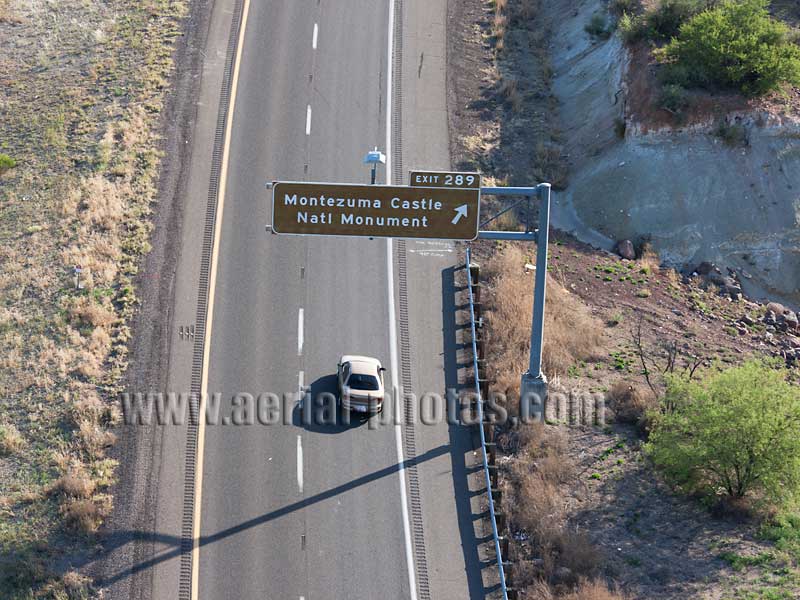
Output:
left=104, top=0, right=489, bottom=598
left=199, top=0, right=408, bottom=597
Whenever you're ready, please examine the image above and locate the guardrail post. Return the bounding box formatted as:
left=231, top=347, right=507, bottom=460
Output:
left=478, top=378, right=490, bottom=400
left=485, top=441, right=496, bottom=465
left=469, top=261, right=480, bottom=287
left=500, top=536, right=509, bottom=559
left=483, top=421, right=495, bottom=443
left=476, top=358, right=487, bottom=380
left=488, top=464, right=498, bottom=488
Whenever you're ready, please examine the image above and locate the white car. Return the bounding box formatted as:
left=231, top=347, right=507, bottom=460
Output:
left=337, top=355, right=385, bottom=414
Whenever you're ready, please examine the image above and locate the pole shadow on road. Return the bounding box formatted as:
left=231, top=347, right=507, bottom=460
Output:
left=95, top=442, right=451, bottom=588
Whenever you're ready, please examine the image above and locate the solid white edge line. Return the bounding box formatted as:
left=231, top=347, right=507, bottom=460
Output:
left=305, top=105, right=312, bottom=135
left=387, top=240, right=417, bottom=600
left=297, top=435, right=304, bottom=494
left=191, top=0, right=251, bottom=597
left=297, top=307, right=304, bottom=355
left=385, top=0, right=418, bottom=597
left=312, top=23, right=318, bottom=49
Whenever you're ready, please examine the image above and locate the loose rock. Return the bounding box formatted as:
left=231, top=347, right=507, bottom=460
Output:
left=616, top=239, right=635, bottom=260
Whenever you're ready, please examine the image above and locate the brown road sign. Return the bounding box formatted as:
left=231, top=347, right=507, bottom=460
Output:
left=271, top=181, right=480, bottom=240
left=409, top=170, right=481, bottom=189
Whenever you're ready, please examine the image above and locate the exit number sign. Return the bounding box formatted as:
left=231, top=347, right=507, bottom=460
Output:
left=409, top=170, right=481, bottom=190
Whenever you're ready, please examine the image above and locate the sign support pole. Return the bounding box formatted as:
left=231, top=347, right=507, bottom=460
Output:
left=520, top=183, right=550, bottom=421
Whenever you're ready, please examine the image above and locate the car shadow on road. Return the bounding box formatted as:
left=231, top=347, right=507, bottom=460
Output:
left=291, top=374, right=370, bottom=434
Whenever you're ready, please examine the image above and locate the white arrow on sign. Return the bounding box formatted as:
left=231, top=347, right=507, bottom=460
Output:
left=451, top=204, right=468, bottom=225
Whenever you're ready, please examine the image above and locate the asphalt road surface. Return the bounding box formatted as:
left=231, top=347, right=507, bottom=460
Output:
left=125, top=0, right=488, bottom=598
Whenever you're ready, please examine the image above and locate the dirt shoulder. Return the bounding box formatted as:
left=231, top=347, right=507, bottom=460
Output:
left=0, top=0, right=206, bottom=597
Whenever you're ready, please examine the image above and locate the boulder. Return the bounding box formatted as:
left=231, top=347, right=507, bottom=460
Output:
left=740, top=315, right=755, bottom=326
left=705, top=272, right=727, bottom=287
left=786, top=335, right=800, bottom=349
left=696, top=261, right=718, bottom=276
left=616, top=239, right=635, bottom=260
left=785, top=311, right=799, bottom=331
left=767, top=302, right=786, bottom=316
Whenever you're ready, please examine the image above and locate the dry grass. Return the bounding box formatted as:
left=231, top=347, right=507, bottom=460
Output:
left=0, top=422, right=25, bottom=455
left=498, top=75, right=523, bottom=112
left=0, top=0, right=188, bottom=593
left=62, top=570, right=91, bottom=596
left=67, top=296, right=117, bottom=328
left=69, top=387, right=121, bottom=428
left=561, top=579, right=630, bottom=600
left=484, top=245, right=604, bottom=408
left=637, top=242, right=660, bottom=275
left=62, top=495, right=111, bottom=534
left=534, top=141, right=569, bottom=189
left=515, top=0, right=541, bottom=21
left=77, top=420, right=117, bottom=459
left=77, top=174, right=127, bottom=231
left=53, top=466, right=97, bottom=499
left=507, top=422, right=607, bottom=591
left=606, top=380, right=655, bottom=426
left=492, top=0, right=509, bottom=54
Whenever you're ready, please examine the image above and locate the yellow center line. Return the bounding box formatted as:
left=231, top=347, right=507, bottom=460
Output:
left=190, top=0, right=252, bottom=597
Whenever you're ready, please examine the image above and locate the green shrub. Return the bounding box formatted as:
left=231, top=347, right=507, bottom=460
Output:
left=659, top=83, right=690, bottom=113
left=619, top=12, right=647, bottom=43
left=645, top=0, right=711, bottom=41
left=662, top=0, right=800, bottom=95
left=0, top=153, right=16, bottom=174
left=585, top=12, right=612, bottom=39
left=610, top=0, right=637, bottom=15
left=761, top=513, right=800, bottom=561
left=646, top=360, right=800, bottom=508
left=714, top=119, right=749, bottom=146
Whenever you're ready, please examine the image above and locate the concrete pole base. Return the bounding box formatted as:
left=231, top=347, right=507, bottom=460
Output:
left=520, top=372, right=547, bottom=424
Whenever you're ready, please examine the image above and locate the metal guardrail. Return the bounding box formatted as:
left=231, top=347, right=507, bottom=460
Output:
left=465, top=246, right=509, bottom=600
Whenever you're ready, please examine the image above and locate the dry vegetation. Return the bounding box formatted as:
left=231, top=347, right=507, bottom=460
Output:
left=0, top=0, right=187, bottom=596
left=454, top=2, right=800, bottom=597
left=483, top=244, right=605, bottom=410
left=475, top=237, right=800, bottom=598
left=453, top=0, right=567, bottom=191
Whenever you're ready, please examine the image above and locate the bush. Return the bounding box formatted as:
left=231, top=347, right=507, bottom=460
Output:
left=0, top=423, right=25, bottom=455
left=659, top=83, right=690, bottom=114
left=646, top=360, right=800, bottom=508
left=610, top=0, right=637, bottom=15
left=607, top=381, right=655, bottom=427
left=714, top=119, right=748, bottom=146
left=585, top=12, right=612, bottom=39
left=0, top=153, right=16, bottom=174
left=618, top=12, right=647, bottom=43
left=646, top=0, right=711, bottom=41
left=662, top=0, right=800, bottom=95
